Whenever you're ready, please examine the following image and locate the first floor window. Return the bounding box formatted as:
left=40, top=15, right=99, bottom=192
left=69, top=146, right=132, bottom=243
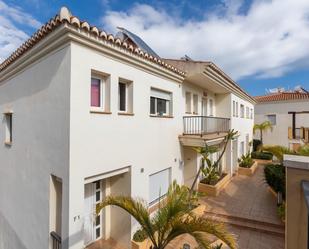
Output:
left=150, top=88, right=172, bottom=116
left=233, top=101, right=236, bottom=117
left=236, top=102, right=239, bottom=117
left=267, top=114, right=276, bottom=125
left=149, top=168, right=171, bottom=205
left=119, top=82, right=127, bottom=111
left=91, top=77, right=101, bottom=107
left=240, top=104, right=244, bottom=118
left=193, top=94, right=198, bottom=114
left=185, top=92, right=192, bottom=113
left=209, top=99, right=214, bottom=116
left=4, top=113, right=12, bottom=144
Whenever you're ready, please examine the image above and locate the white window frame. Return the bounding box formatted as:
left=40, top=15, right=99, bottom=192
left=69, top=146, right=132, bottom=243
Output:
left=150, top=88, right=172, bottom=116
left=193, top=94, right=198, bottom=114
left=246, top=107, right=249, bottom=119
left=266, top=114, right=276, bottom=126
left=209, top=99, right=214, bottom=116
left=4, top=112, right=12, bottom=145
left=185, top=92, right=192, bottom=113
left=236, top=102, right=239, bottom=117
left=149, top=168, right=171, bottom=206
left=240, top=104, right=244, bottom=118
left=91, top=75, right=105, bottom=110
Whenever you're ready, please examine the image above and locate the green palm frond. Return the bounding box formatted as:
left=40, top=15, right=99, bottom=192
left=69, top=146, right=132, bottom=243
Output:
left=262, top=145, right=295, bottom=162
left=162, top=216, right=237, bottom=249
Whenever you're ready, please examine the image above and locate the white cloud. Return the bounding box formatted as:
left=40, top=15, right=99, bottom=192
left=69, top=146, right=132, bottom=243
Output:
left=101, top=0, right=309, bottom=80
left=0, top=1, right=41, bottom=62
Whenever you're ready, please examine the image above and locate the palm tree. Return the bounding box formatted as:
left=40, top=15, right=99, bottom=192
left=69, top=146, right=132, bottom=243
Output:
left=96, top=182, right=236, bottom=249
left=253, top=121, right=273, bottom=144
left=262, top=144, right=309, bottom=163
left=190, top=129, right=238, bottom=191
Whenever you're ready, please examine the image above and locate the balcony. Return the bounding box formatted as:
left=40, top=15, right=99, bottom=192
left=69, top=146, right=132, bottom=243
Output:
left=288, top=127, right=309, bottom=143
left=179, top=116, right=230, bottom=147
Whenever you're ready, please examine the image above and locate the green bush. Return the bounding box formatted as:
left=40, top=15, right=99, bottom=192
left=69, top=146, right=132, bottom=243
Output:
left=251, top=151, right=273, bottom=160
left=238, top=153, right=254, bottom=168
left=133, top=229, right=147, bottom=242
left=253, top=139, right=262, bottom=151
left=264, top=164, right=285, bottom=199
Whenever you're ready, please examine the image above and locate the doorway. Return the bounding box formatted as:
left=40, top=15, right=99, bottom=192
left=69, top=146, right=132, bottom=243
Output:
left=232, top=139, right=238, bottom=174
left=84, top=180, right=104, bottom=246
left=202, top=98, right=208, bottom=116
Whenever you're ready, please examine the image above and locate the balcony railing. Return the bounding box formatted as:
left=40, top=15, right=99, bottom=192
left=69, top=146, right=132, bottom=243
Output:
left=50, top=231, right=61, bottom=249
left=183, top=116, right=230, bottom=136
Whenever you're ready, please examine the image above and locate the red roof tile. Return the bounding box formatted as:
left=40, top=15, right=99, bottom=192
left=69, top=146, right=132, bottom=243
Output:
left=0, top=7, right=185, bottom=77
left=255, top=92, right=309, bottom=103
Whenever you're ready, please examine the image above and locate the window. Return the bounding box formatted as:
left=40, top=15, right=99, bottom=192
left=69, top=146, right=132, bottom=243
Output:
left=90, top=72, right=110, bottom=112
left=240, top=141, right=245, bottom=156
left=4, top=113, right=12, bottom=144
left=150, top=88, right=172, bottom=116
left=246, top=134, right=250, bottom=153
left=246, top=107, right=249, bottom=119
left=267, top=114, right=276, bottom=125
left=149, top=168, right=171, bottom=205
left=185, top=92, right=192, bottom=113
left=250, top=108, right=253, bottom=119
left=193, top=94, right=198, bottom=114
left=236, top=102, right=239, bottom=117
left=118, top=79, right=133, bottom=113
left=233, top=101, right=236, bottom=117
left=91, top=77, right=101, bottom=107
left=209, top=99, right=214, bottom=116
left=240, top=104, right=244, bottom=118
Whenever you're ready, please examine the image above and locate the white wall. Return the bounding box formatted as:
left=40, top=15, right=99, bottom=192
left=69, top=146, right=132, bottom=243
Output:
left=230, top=94, right=254, bottom=159
left=0, top=46, right=71, bottom=249
left=254, top=100, right=309, bottom=147
left=68, top=42, right=184, bottom=248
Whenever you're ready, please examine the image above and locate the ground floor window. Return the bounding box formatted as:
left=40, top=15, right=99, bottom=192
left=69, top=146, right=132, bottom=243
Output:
left=149, top=168, right=171, bottom=205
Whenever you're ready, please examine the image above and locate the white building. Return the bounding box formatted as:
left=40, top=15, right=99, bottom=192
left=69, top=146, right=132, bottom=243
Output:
left=254, top=90, right=309, bottom=149
left=0, top=7, right=255, bottom=249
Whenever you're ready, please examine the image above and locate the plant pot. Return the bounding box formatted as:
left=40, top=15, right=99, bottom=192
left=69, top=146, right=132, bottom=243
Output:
left=198, top=174, right=231, bottom=197
left=238, top=161, right=258, bottom=176
left=253, top=159, right=273, bottom=165
left=131, top=238, right=153, bottom=249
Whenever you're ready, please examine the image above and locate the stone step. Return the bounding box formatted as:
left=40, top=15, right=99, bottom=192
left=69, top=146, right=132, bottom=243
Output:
left=204, top=211, right=285, bottom=238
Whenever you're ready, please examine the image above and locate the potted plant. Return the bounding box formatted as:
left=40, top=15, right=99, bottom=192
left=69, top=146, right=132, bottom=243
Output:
left=237, top=152, right=258, bottom=176
left=192, top=130, right=238, bottom=196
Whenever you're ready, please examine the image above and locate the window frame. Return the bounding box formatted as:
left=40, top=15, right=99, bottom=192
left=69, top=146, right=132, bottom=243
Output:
left=266, top=114, right=276, bottom=126
left=150, top=88, right=172, bottom=117
left=90, top=76, right=104, bottom=109
left=185, top=92, right=192, bottom=114
left=193, top=94, right=198, bottom=115
left=4, top=112, right=13, bottom=145
left=240, top=104, right=245, bottom=118
left=118, top=82, right=128, bottom=112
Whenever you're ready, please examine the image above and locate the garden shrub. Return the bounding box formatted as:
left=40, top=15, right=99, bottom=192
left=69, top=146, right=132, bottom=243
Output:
left=238, top=153, right=254, bottom=168
left=251, top=151, right=273, bottom=160
left=253, top=139, right=262, bottom=151
left=264, top=164, right=285, bottom=199
left=133, top=228, right=147, bottom=242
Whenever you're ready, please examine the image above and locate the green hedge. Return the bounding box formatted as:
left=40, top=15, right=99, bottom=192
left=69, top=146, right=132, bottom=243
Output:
left=133, top=229, right=147, bottom=242
left=251, top=151, right=273, bottom=160
left=264, top=164, right=285, bottom=199
left=253, top=139, right=262, bottom=151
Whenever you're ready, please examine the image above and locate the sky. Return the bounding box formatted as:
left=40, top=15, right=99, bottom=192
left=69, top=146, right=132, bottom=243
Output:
left=0, top=0, right=309, bottom=96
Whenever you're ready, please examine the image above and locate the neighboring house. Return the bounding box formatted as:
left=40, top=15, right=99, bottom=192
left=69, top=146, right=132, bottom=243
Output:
left=0, top=7, right=255, bottom=249
left=254, top=89, right=309, bottom=149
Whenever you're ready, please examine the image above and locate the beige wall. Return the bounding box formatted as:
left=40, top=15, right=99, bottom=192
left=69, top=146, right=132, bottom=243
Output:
left=286, top=167, right=309, bottom=249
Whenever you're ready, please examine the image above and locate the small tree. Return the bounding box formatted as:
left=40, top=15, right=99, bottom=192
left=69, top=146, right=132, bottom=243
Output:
left=96, top=181, right=237, bottom=249
left=190, top=129, right=238, bottom=190
left=253, top=121, right=273, bottom=144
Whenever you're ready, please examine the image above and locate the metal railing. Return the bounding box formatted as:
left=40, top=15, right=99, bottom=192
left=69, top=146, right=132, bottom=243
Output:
left=50, top=231, right=61, bottom=249
left=183, top=116, right=230, bottom=136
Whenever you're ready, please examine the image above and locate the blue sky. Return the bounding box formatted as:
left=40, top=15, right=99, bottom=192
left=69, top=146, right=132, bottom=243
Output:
left=1, top=0, right=309, bottom=96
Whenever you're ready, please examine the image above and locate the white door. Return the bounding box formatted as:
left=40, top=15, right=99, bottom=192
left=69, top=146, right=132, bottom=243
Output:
left=202, top=98, right=208, bottom=116
left=84, top=181, right=104, bottom=245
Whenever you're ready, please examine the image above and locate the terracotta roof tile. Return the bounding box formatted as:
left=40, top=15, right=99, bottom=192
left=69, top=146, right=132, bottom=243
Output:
left=255, top=92, right=309, bottom=103
left=0, top=7, right=185, bottom=77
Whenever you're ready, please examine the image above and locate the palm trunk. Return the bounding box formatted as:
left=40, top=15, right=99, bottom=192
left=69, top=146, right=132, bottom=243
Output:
left=190, top=158, right=204, bottom=193
left=260, top=128, right=263, bottom=145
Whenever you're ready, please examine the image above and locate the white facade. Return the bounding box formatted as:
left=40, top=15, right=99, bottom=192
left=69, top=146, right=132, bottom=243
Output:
left=0, top=11, right=255, bottom=249
left=255, top=100, right=309, bottom=148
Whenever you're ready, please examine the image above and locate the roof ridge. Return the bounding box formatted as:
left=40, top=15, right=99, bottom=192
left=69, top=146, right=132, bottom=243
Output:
left=0, top=7, right=185, bottom=77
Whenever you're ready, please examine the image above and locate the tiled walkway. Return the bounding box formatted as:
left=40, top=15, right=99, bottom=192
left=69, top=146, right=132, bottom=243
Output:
left=200, top=164, right=285, bottom=249
left=201, top=165, right=282, bottom=225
